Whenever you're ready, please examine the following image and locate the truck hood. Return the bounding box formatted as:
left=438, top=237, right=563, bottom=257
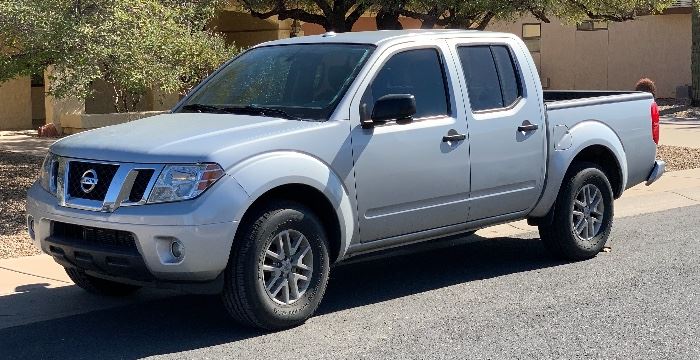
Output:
left=51, top=113, right=331, bottom=166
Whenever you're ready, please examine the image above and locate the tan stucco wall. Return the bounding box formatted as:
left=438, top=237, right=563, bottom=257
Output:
left=487, top=14, right=691, bottom=98
left=0, top=77, right=32, bottom=130
left=302, top=16, right=423, bottom=35
left=608, top=14, right=691, bottom=98
left=211, top=11, right=295, bottom=48
left=61, top=111, right=166, bottom=135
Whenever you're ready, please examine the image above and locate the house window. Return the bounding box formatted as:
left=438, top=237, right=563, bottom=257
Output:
left=577, top=20, right=609, bottom=31
left=522, top=24, right=541, bottom=53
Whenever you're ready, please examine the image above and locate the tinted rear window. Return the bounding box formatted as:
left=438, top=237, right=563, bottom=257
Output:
left=457, top=45, right=522, bottom=112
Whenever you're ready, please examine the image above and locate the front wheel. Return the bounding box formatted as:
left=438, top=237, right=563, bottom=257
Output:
left=539, top=162, right=614, bottom=261
left=221, top=201, right=330, bottom=330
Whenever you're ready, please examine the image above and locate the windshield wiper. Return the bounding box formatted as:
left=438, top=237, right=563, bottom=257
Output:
left=180, top=104, right=228, bottom=113
left=181, top=103, right=303, bottom=120
left=226, top=105, right=302, bottom=120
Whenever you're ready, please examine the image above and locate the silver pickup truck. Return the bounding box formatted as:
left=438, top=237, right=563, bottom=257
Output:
left=26, top=30, right=664, bottom=330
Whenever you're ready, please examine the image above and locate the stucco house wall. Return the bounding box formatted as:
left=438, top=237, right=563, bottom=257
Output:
left=487, top=14, right=691, bottom=98
left=0, top=76, right=32, bottom=130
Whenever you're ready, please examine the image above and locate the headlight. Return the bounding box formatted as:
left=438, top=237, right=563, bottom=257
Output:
left=39, top=153, right=58, bottom=194
left=147, top=163, right=225, bottom=204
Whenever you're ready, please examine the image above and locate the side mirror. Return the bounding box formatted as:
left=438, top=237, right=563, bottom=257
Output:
left=362, top=94, right=416, bottom=128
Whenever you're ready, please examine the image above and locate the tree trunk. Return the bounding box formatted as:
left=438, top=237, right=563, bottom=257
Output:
left=692, top=1, right=700, bottom=106
left=376, top=8, right=403, bottom=30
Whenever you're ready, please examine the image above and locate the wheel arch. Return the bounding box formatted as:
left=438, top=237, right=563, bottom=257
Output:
left=530, top=120, right=627, bottom=219
left=228, top=151, right=356, bottom=263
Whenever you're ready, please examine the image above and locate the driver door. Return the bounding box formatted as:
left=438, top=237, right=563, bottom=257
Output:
left=349, top=43, right=471, bottom=242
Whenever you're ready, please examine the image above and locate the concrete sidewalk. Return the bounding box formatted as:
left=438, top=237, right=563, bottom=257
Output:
left=0, top=130, right=57, bottom=157
left=1, top=168, right=699, bottom=329
left=659, top=117, right=700, bottom=149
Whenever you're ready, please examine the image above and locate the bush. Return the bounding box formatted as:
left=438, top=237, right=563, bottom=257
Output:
left=635, top=78, right=657, bottom=98
left=0, top=0, right=237, bottom=113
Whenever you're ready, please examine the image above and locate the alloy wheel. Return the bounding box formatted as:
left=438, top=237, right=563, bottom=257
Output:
left=571, top=184, right=605, bottom=241
left=260, top=229, right=314, bottom=305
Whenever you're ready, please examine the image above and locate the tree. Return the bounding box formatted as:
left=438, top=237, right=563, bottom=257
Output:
left=239, top=0, right=373, bottom=32
left=398, top=0, right=673, bottom=30
left=237, top=0, right=672, bottom=35
left=0, top=0, right=238, bottom=113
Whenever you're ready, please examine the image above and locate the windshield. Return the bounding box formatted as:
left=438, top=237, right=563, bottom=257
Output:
left=180, top=44, right=375, bottom=120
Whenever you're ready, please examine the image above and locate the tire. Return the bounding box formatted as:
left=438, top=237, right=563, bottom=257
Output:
left=222, top=201, right=330, bottom=330
left=65, top=267, right=141, bottom=296
left=538, top=162, right=614, bottom=261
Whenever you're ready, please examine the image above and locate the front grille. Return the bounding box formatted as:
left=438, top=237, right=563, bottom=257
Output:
left=67, top=161, right=119, bottom=201
left=52, top=222, right=138, bottom=253
left=128, top=169, right=155, bottom=202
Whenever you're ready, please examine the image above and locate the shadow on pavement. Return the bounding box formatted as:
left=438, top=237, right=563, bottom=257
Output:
left=0, top=234, right=565, bottom=359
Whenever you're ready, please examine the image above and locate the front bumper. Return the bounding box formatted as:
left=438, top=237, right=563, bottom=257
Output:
left=26, top=175, right=249, bottom=284
left=646, top=160, right=666, bottom=186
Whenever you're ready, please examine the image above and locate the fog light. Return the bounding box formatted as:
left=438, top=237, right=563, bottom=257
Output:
left=27, top=215, right=35, bottom=240
left=170, top=240, right=184, bottom=259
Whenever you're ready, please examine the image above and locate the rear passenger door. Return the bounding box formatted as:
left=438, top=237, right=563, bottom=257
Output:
left=448, top=40, right=546, bottom=220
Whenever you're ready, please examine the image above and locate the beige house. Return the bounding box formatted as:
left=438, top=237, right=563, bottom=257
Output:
left=0, top=3, right=692, bottom=131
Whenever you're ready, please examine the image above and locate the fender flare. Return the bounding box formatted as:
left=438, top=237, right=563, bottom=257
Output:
left=530, top=120, right=627, bottom=218
left=227, top=151, right=356, bottom=260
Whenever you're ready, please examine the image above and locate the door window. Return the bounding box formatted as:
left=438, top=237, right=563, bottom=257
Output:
left=457, top=45, right=523, bottom=112
left=362, top=48, right=449, bottom=119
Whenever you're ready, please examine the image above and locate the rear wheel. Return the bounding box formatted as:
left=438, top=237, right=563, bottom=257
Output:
left=221, top=201, right=330, bottom=330
left=539, top=162, right=614, bottom=260
left=65, top=267, right=141, bottom=296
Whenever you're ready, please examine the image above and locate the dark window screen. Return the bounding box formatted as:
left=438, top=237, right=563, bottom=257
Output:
left=491, top=46, right=522, bottom=106
left=364, top=49, right=449, bottom=119
left=458, top=46, right=503, bottom=111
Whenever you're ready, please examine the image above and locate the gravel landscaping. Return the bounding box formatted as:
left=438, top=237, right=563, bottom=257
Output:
left=658, top=99, right=700, bottom=120
left=0, top=151, right=43, bottom=259
left=657, top=145, right=700, bottom=171
left=0, top=143, right=699, bottom=259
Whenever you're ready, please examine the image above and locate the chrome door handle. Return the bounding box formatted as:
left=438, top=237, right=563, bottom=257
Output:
left=518, top=120, right=539, bottom=132
left=442, top=133, right=466, bottom=142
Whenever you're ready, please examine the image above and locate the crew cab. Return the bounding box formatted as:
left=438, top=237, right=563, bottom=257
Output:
left=26, top=30, right=665, bottom=330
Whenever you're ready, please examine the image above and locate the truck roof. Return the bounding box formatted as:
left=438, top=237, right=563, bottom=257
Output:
left=257, top=29, right=515, bottom=47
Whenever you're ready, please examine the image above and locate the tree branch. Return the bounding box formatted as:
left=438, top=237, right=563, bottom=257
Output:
left=346, top=1, right=372, bottom=28
left=310, top=0, right=333, bottom=17
left=243, top=0, right=328, bottom=27
left=566, top=0, right=635, bottom=22
left=475, top=11, right=495, bottom=30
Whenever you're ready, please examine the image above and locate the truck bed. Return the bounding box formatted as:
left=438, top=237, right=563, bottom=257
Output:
left=544, top=90, right=652, bottom=112
left=543, top=90, right=642, bottom=102
left=542, top=89, right=656, bottom=195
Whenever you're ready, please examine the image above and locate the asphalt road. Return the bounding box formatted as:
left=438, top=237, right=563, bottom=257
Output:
left=1, top=205, right=698, bottom=359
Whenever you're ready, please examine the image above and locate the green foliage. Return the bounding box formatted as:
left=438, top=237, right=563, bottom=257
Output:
left=0, top=0, right=237, bottom=112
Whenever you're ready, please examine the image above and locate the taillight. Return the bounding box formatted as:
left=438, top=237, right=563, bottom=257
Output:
left=651, top=102, right=660, bottom=145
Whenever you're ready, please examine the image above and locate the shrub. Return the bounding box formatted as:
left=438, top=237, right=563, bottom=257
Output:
left=0, top=0, right=237, bottom=113
left=635, top=78, right=657, bottom=98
